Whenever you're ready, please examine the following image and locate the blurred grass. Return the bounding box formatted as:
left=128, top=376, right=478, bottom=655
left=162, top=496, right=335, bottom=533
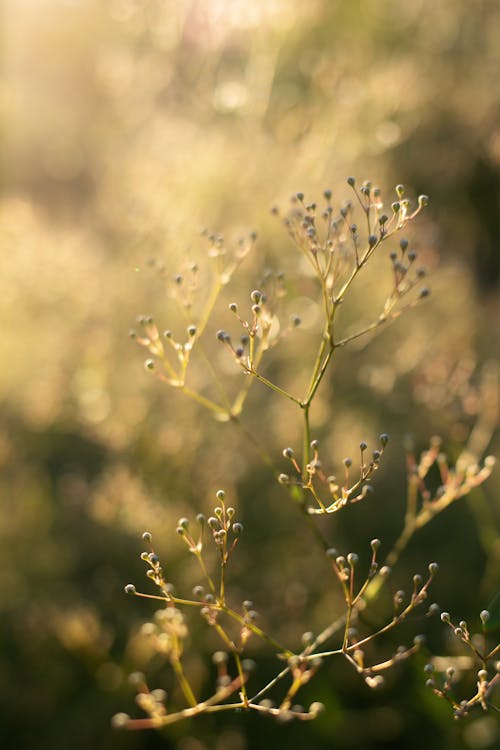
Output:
left=2, top=1, right=500, bottom=748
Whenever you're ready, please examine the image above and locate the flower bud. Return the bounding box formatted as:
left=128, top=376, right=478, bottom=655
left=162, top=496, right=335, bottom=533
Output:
left=480, top=609, right=490, bottom=625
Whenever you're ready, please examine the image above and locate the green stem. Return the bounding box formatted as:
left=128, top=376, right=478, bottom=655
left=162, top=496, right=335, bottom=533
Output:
left=171, top=657, right=198, bottom=708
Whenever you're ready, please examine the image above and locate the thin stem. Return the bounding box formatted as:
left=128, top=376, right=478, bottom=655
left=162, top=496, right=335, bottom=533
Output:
left=180, top=385, right=229, bottom=416
left=171, top=657, right=198, bottom=708
left=242, top=366, right=301, bottom=405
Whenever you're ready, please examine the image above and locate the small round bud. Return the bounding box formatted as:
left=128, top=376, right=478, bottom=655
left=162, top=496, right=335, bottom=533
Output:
left=148, top=553, right=159, bottom=565
left=193, top=585, right=204, bottom=598
left=395, top=184, right=405, bottom=197
left=360, top=441, right=368, bottom=451
left=144, top=359, right=155, bottom=370
left=428, top=562, right=439, bottom=576
left=480, top=610, right=490, bottom=625
left=418, top=194, right=429, bottom=208
left=242, top=659, right=256, bottom=673
left=111, top=713, right=130, bottom=729
left=309, top=702, right=325, bottom=716
left=232, top=522, right=243, bottom=535
left=243, top=600, right=253, bottom=610
left=259, top=699, right=275, bottom=709
left=125, top=584, right=136, bottom=595
left=301, top=631, right=314, bottom=645
left=427, top=603, right=440, bottom=616
left=343, top=457, right=352, bottom=468
left=379, top=214, right=388, bottom=224
left=368, top=235, right=377, bottom=248
left=278, top=473, right=290, bottom=484
left=187, top=325, right=197, bottom=337
left=196, top=513, right=205, bottom=525
left=372, top=449, right=381, bottom=461
left=424, top=663, right=434, bottom=674
left=370, top=538, right=381, bottom=552
left=347, top=176, right=356, bottom=187
left=347, top=553, right=359, bottom=567
left=251, top=289, right=263, bottom=304
left=408, top=250, right=417, bottom=262
left=366, top=674, right=384, bottom=689
left=414, top=634, right=426, bottom=647
left=400, top=238, right=409, bottom=251
left=440, top=612, right=451, bottom=623
left=128, top=671, right=145, bottom=686
left=208, top=517, right=218, bottom=529
left=413, top=574, right=423, bottom=586
left=323, top=189, right=332, bottom=200
left=142, top=532, right=152, bottom=543
left=212, top=650, right=228, bottom=665
left=291, top=315, right=301, bottom=327
left=478, top=669, right=488, bottom=681
left=392, top=201, right=400, bottom=213
left=216, top=489, right=225, bottom=501
left=419, top=287, right=430, bottom=298
left=178, top=517, right=189, bottom=530
left=283, top=447, right=294, bottom=459
left=379, top=433, right=389, bottom=446
left=216, top=329, right=230, bottom=342
left=326, top=548, right=338, bottom=558
left=380, top=565, right=391, bottom=577
left=151, top=689, right=167, bottom=703
left=229, top=302, right=238, bottom=313
left=296, top=192, right=304, bottom=202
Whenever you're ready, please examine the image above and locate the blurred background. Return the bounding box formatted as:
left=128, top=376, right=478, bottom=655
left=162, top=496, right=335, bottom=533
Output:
left=2, top=1, right=500, bottom=748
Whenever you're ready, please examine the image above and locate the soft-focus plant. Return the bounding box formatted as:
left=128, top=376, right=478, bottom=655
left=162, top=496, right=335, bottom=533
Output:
left=114, top=179, right=497, bottom=732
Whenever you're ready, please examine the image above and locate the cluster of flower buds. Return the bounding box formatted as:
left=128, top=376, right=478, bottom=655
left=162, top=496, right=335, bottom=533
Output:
left=424, top=607, right=500, bottom=717
left=279, top=434, right=389, bottom=514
